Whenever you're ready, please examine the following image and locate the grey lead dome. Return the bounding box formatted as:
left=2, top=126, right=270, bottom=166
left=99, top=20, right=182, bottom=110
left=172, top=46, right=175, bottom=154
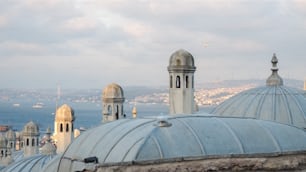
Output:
left=211, top=54, right=306, bottom=128
left=102, top=83, right=124, bottom=99
left=53, top=115, right=306, bottom=171
left=168, top=49, right=196, bottom=72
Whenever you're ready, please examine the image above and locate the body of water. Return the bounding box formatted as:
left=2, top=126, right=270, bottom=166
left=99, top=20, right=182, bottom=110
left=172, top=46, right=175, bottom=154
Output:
left=0, top=100, right=169, bottom=132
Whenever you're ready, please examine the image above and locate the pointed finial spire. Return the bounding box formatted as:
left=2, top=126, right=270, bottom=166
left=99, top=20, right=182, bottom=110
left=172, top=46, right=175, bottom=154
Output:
left=266, top=53, right=283, bottom=86
left=132, top=105, right=137, bottom=118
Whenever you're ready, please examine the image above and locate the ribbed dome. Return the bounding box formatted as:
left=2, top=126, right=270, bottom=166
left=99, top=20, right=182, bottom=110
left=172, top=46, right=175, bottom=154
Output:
left=211, top=86, right=306, bottom=128
left=0, top=134, right=8, bottom=148
left=168, top=49, right=196, bottom=72
left=23, top=121, right=39, bottom=137
left=102, top=83, right=124, bottom=99
left=52, top=115, right=306, bottom=171
left=6, top=129, right=16, bottom=141
left=55, top=104, right=75, bottom=122
left=211, top=54, right=306, bottom=129
left=1, top=154, right=56, bottom=172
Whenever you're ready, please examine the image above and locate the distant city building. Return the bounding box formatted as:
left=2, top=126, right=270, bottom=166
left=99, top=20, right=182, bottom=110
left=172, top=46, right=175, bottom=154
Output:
left=0, top=126, right=10, bottom=132
left=168, top=49, right=196, bottom=115
left=102, top=83, right=125, bottom=122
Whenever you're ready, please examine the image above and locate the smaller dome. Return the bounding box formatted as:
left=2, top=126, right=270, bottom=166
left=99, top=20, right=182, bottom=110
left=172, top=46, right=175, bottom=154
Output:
left=2, top=154, right=56, bottom=172
left=6, top=129, right=16, bottom=141
left=168, top=49, right=196, bottom=73
left=23, top=121, right=39, bottom=137
left=102, top=83, right=125, bottom=99
left=55, top=104, right=75, bottom=122
left=0, top=134, right=8, bottom=148
left=41, top=142, right=56, bottom=155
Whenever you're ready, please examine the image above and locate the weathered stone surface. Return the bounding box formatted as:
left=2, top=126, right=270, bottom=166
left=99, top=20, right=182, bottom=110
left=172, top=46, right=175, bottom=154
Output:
left=94, top=153, right=306, bottom=172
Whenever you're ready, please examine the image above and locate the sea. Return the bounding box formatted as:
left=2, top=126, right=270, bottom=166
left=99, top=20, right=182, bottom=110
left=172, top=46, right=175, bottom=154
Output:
left=0, top=99, right=169, bottom=132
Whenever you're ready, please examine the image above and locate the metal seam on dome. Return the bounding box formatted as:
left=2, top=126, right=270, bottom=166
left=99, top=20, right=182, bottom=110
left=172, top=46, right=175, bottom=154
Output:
left=122, top=137, right=145, bottom=161
left=10, top=155, right=39, bottom=171
left=272, top=86, right=276, bottom=121
left=282, top=87, right=306, bottom=126
left=214, top=118, right=245, bottom=154
left=152, top=136, right=163, bottom=159
left=176, top=118, right=206, bottom=155
left=241, top=87, right=265, bottom=117
left=103, top=119, right=156, bottom=162
left=255, top=86, right=271, bottom=120
left=278, top=87, right=293, bottom=125
left=134, top=127, right=164, bottom=160
left=255, top=120, right=282, bottom=152
left=212, top=92, right=246, bottom=115
left=29, top=155, right=45, bottom=171
left=88, top=119, right=132, bottom=156
left=59, top=119, right=131, bottom=169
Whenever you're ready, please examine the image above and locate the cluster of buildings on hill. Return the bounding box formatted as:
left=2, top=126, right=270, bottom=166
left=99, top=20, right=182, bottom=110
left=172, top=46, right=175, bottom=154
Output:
left=0, top=50, right=306, bottom=172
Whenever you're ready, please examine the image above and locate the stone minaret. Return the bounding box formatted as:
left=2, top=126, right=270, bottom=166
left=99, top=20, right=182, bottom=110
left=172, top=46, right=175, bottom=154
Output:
left=23, top=121, right=39, bottom=157
left=266, top=53, right=283, bottom=86
left=168, top=49, right=196, bottom=115
left=53, top=104, right=75, bottom=154
left=5, top=129, right=16, bottom=152
left=0, top=134, right=8, bottom=163
left=102, top=83, right=125, bottom=123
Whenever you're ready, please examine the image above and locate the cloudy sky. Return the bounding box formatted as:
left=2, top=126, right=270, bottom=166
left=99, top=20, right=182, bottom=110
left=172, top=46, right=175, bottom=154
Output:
left=0, top=0, right=305, bottom=89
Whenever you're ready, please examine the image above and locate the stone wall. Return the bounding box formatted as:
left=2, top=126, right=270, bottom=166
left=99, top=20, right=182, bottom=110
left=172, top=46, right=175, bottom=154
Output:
left=94, top=153, right=306, bottom=172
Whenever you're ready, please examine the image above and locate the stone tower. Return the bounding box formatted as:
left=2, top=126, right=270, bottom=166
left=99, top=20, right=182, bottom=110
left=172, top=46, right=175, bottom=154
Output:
left=5, top=129, right=16, bottom=152
left=102, top=83, right=125, bottom=123
left=23, top=121, right=39, bottom=157
left=53, top=104, right=75, bottom=154
left=304, top=79, right=306, bottom=91
left=168, top=49, right=196, bottom=115
left=0, top=134, right=8, bottom=161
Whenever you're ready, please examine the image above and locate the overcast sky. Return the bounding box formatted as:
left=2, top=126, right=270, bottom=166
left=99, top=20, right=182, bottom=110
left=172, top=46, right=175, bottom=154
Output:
left=0, top=0, right=305, bottom=89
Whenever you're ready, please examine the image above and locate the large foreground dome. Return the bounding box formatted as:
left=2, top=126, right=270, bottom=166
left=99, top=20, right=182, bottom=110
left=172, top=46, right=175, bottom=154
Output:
left=46, top=115, right=306, bottom=171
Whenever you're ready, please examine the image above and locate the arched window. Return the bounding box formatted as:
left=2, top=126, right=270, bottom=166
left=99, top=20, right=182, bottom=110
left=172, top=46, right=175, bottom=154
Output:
left=116, top=105, right=119, bottom=119
left=60, top=123, right=63, bottom=132
left=176, top=76, right=181, bottom=88
left=108, top=105, right=112, bottom=115
left=186, top=76, right=189, bottom=88
left=36, top=138, right=39, bottom=146
left=10, top=142, right=13, bottom=149
left=66, top=123, right=69, bottom=132
left=26, top=138, right=29, bottom=146
left=176, top=59, right=181, bottom=65
left=170, top=75, right=173, bottom=88
left=32, top=138, right=35, bottom=146
left=1, top=150, right=3, bottom=156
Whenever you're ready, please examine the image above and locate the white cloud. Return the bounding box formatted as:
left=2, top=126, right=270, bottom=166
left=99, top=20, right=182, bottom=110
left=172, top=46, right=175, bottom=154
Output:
left=0, top=16, right=8, bottom=27
left=0, top=0, right=305, bottom=88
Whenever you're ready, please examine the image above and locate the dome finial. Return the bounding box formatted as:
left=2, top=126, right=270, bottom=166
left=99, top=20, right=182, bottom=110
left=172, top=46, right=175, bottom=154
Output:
left=266, top=53, right=283, bottom=86
left=132, top=103, right=137, bottom=118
